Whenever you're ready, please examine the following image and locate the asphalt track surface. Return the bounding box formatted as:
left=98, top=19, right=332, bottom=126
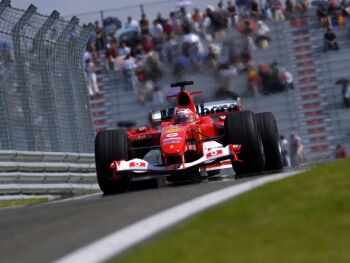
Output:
left=0, top=175, right=262, bottom=263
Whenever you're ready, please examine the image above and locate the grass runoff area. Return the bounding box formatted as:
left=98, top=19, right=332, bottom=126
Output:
left=115, top=158, right=350, bottom=263
left=0, top=198, right=49, bottom=208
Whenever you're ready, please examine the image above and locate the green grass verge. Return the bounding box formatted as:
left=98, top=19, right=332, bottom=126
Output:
left=0, top=198, right=49, bottom=208
left=113, top=158, right=350, bottom=263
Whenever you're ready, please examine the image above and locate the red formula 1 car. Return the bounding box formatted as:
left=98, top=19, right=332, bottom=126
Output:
left=95, top=81, right=283, bottom=194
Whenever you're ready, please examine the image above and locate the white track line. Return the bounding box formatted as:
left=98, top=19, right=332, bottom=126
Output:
left=53, top=171, right=301, bottom=263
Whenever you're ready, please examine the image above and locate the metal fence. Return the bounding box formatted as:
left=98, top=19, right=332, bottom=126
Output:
left=64, top=0, right=218, bottom=25
left=0, top=0, right=95, bottom=153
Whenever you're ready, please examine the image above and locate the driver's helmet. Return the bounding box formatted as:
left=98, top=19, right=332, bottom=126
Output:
left=175, top=108, right=196, bottom=124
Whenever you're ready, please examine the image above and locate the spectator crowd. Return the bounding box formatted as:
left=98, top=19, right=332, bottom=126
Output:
left=83, top=0, right=313, bottom=104
left=81, top=0, right=350, bottom=109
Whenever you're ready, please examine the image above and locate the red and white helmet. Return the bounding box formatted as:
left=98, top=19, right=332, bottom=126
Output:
left=175, top=108, right=196, bottom=124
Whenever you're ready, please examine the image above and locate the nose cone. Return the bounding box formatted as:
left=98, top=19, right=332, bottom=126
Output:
left=161, top=127, right=186, bottom=155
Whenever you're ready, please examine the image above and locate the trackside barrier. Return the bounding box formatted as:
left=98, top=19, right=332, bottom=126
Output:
left=0, top=151, right=100, bottom=195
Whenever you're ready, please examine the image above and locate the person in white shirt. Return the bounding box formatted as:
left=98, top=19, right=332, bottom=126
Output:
left=149, top=20, right=163, bottom=40
left=255, top=20, right=271, bottom=48
left=122, top=54, right=137, bottom=93
left=290, top=132, right=305, bottom=166
left=284, top=70, right=294, bottom=91
left=84, top=58, right=100, bottom=96
left=118, top=41, right=131, bottom=57
left=280, top=135, right=290, bottom=167
left=124, top=16, right=139, bottom=31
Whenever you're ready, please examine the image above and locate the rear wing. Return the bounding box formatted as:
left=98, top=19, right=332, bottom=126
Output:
left=149, top=98, right=242, bottom=126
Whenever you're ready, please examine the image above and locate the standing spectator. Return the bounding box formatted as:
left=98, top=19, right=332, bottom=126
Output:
left=202, top=6, right=214, bottom=40
left=343, top=82, right=350, bottom=108
left=84, top=58, right=100, bottom=96
left=179, top=6, right=192, bottom=31
left=210, top=3, right=229, bottom=38
left=83, top=47, right=92, bottom=64
left=317, top=4, right=329, bottom=27
left=192, top=8, right=202, bottom=31
left=150, top=20, right=164, bottom=41
left=125, top=16, right=139, bottom=31
left=122, top=54, right=137, bottom=92
left=150, top=20, right=164, bottom=56
left=295, top=0, right=308, bottom=17
left=236, top=0, right=246, bottom=17
left=283, top=69, right=294, bottom=91
left=140, top=14, right=150, bottom=35
left=227, top=1, right=238, bottom=26
left=142, top=34, right=154, bottom=54
left=274, top=0, right=286, bottom=21
left=335, top=144, right=348, bottom=159
left=336, top=78, right=350, bottom=108
left=290, top=132, right=305, bottom=166
left=105, top=40, right=118, bottom=71
left=285, top=0, right=295, bottom=20
left=327, top=0, right=338, bottom=26
left=94, top=21, right=105, bottom=51
left=163, top=19, right=174, bottom=38
left=169, top=11, right=181, bottom=35
left=324, top=27, right=339, bottom=51
left=155, top=13, right=166, bottom=26
left=250, top=0, right=261, bottom=18
left=242, top=20, right=255, bottom=50
left=280, top=135, right=290, bottom=167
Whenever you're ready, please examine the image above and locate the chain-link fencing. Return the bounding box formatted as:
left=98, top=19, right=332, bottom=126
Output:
left=0, top=0, right=95, bottom=153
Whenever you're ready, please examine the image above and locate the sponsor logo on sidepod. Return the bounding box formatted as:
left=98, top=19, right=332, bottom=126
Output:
left=166, top=133, right=179, bottom=138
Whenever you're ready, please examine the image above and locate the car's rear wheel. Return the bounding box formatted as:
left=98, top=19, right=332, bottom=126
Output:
left=255, top=112, right=283, bottom=172
left=224, top=111, right=265, bottom=176
left=95, top=129, right=131, bottom=195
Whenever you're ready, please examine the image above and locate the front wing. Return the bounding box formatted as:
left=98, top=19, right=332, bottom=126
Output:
left=110, top=144, right=241, bottom=176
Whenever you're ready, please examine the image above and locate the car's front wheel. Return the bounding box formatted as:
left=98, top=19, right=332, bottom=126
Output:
left=95, top=129, right=131, bottom=195
left=224, top=111, right=265, bottom=176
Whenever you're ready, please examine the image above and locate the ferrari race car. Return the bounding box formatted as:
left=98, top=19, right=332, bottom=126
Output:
left=95, top=81, right=283, bottom=195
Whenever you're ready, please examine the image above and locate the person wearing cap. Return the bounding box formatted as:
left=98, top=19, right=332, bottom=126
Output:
left=255, top=20, right=271, bottom=49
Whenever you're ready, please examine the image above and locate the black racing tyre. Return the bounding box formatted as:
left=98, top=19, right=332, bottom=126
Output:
left=224, top=110, right=265, bottom=176
left=95, top=129, right=131, bottom=195
left=255, top=112, right=283, bottom=172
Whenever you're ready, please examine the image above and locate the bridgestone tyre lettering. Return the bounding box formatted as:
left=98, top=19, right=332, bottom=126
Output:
left=95, top=130, right=131, bottom=195
left=255, top=112, right=283, bottom=172
left=224, top=111, right=265, bottom=176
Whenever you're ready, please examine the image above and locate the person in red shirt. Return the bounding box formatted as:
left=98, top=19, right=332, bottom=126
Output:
left=192, top=8, right=202, bottom=23
left=335, top=144, right=347, bottom=159
left=105, top=40, right=118, bottom=71
left=163, top=20, right=173, bottom=38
